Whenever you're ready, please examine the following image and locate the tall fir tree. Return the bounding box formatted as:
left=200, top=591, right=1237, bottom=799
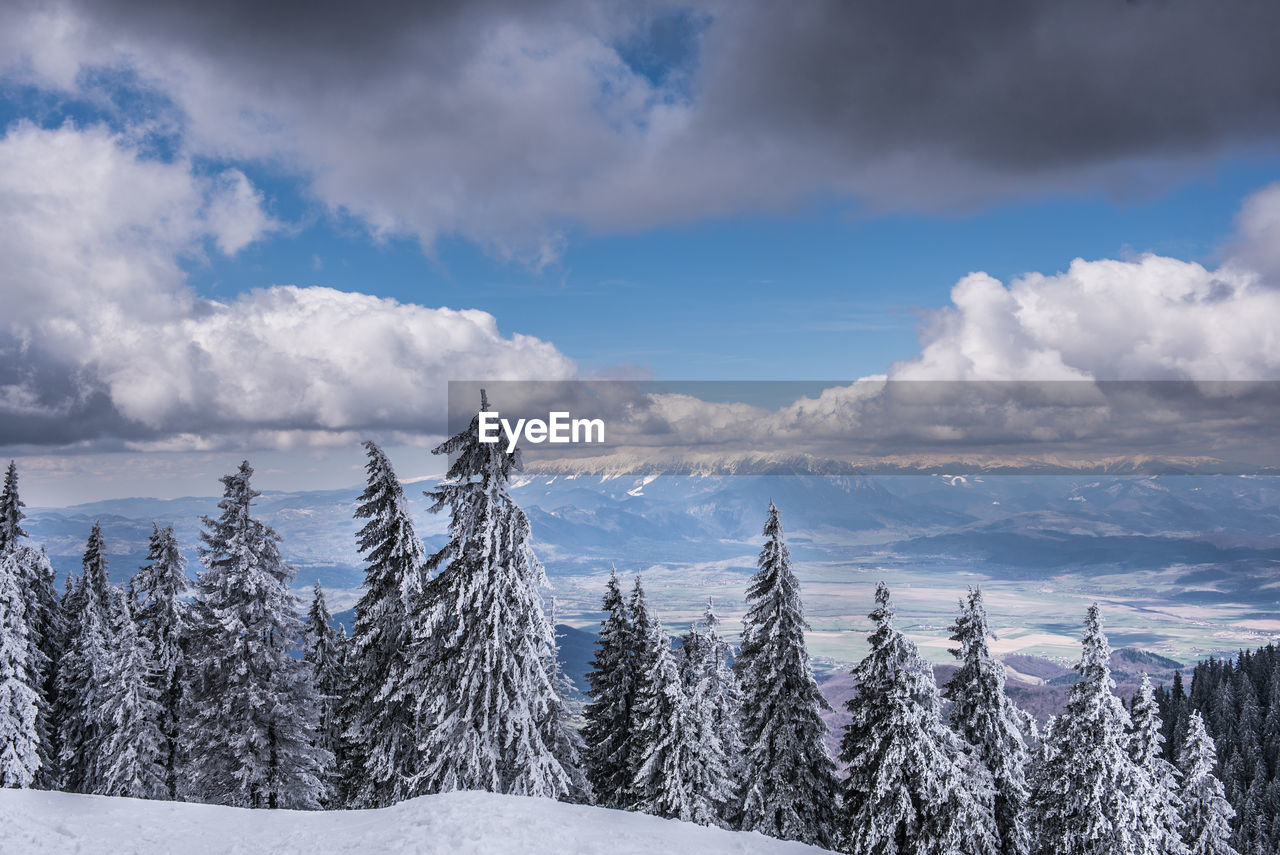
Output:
left=583, top=567, right=636, bottom=808
left=734, top=501, right=840, bottom=849
left=303, top=581, right=348, bottom=807
left=5, top=543, right=61, bottom=788
left=54, top=523, right=115, bottom=793
left=98, top=598, right=166, bottom=799
left=943, top=587, right=1032, bottom=855
left=629, top=609, right=727, bottom=825
left=1179, top=711, right=1239, bottom=855
left=0, top=460, right=26, bottom=552
left=1031, top=604, right=1139, bottom=855
left=676, top=599, right=739, bottom=826
left=406, top=393, right=578, bottom=798
left=131, top=523, right=188, bottom=798
left=343, top=440, right=429, bottom=808
left=0, top=547, right=40, bottom=788
left=679, top=598, right=743, bottom=781
left=1130, top=674, right=1188, bottom=855
left=841, top=582, right=997, bottom=855
left=182, top=461, right=329, bottom=809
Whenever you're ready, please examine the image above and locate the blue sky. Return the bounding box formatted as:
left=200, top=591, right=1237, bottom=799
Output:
left=4, top=1, right=1280, bottom=503
left=181, top=157, right=1280, bottom=381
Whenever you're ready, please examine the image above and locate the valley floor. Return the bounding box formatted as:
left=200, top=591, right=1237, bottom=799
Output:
left=0, top=789, right=831, bottom=855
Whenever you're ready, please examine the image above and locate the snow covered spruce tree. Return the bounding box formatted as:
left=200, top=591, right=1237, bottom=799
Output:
left=943, top=587, right=1031, bottom=855
left=840, top=582, right=997, bottom=855
left=130, top=523, right=188, bottom=798
left=1178, top=711, right=1238, bottom=855
left=303, top=581, right=348, bottom=807
left=629, top=608, right=728, bottom=825
left=0, top=546, right=40, bottom=788
left=405, top=392, right=579, bottom=798
left=1129, top=674, right=1188, bottom=855
left=0, top=461, right=25, bottom=553
left=342, top=440, right=429, bottom=808
left=680, top=597, right=743, bottom=782
left=583, top=567, right=636, bottom=808
left=182, top=461, right=329, bottom=809
left=2, top=462, right=62, bottom=787
left=1031, top=604, right=1138, bottom=855
left=55, top=523, right=116, bottom=793
left=735, top=501, right=840, bottom=848
left=98, top=597, right=166, bottom=799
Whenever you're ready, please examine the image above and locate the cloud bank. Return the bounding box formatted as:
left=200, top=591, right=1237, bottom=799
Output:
left=3, top=1, right=1280, bottom=256
left=0, top=123, right=575, bottom=451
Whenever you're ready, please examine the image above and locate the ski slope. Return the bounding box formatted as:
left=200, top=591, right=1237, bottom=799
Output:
left=0, top=789, right=833, bottom=854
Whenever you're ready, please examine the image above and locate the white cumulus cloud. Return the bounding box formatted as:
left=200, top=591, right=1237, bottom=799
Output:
left=0, top=121, right=575, bottom=450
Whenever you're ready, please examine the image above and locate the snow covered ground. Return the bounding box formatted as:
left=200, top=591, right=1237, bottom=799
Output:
left=0, top=789, right=833, bottom=854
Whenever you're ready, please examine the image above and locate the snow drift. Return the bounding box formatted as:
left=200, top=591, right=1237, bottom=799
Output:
left=0, top=789, right=832, bottom=854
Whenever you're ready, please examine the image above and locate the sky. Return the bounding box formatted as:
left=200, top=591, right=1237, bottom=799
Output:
left=4, top=1, right=1280, bottom=504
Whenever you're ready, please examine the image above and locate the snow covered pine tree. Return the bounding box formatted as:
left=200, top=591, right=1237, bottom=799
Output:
left=98, top=597, right=166, bottom=799
left=406, top=392, right=579, bottom=798
left=943, top=587, right=1032, bottom=855
left=583, top=567, right=636, bottom=808
left=343, top=440, right=430, bottom=808
left=0, top=545, right=40, bottom=788
left=55, top=523, right=116, bottom=793
left=1179, top=711, right=1239, bottom=855
left=182, top=462, right=329, bottom=809
left=677, top=599, right=739, bottom=825
left=304, top=581, right=348, bottom=807
left=1031, top=604, right=1139, bottom=855
left=1129, top=674, right=1188, bottom=855
left=735, top=501, right=840, bottom=848
left=130, top=523, right=188, bottom=798
left=629, top=603, right=728, bottom=825
left=0, top=462, right=61, bottom=787
left=840, top=582, right=996, bottom=855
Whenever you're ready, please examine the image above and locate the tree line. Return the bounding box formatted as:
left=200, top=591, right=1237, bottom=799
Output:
left=0, top=400, right=1260, bottom=855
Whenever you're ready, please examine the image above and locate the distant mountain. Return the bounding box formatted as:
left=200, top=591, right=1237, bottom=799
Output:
left=22, top=473, right=1280, bottom=662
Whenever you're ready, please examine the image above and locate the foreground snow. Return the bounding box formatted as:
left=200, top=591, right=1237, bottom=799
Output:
left=0, top=789, right=833, bottom=854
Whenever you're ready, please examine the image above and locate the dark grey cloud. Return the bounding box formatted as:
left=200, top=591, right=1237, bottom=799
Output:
left=697, top=1, right=1280, bottom=175
left=6, top=0, right=1277, bottom=252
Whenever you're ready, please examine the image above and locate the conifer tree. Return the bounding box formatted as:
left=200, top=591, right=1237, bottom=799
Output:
left=944, top=587, right=1031, bottom=855
left=583, top=567, right=636, bottom=808
left=1130, top=674, right=1188, bottom=855
left=407, top=393, right=578, bottom=798
left=55, top=524, right=115, bottom=793
left=303, top=581, right=347, bottom=807
left=1179, top=711, right=1239, bottom=855
left=0, top=547, right=40, bottom=788
left=735, top=501, right=840, bottom=848
left=841, top=582, right=996, bottom=855
left=679, top=598, right=743, bottom=780
left=0, top=461, right=26, bottom=552
left=343, top=440, right=429, bottom=808
left=182, top=461, right=329, bottom=809
left=1031, top=604, right=1139, bottom=855
left=630, top=610, right=727, bottom=824
left=5, top=544, right=61, bottom=788
left=131, top=523, right=188, bottom=798
left=676, top=599, right=739, bottom=826
left=98, top=598, right=166, bottom=799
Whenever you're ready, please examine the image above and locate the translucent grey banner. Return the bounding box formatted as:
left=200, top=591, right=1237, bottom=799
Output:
left=447, top=380, right=1280, bottom=475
